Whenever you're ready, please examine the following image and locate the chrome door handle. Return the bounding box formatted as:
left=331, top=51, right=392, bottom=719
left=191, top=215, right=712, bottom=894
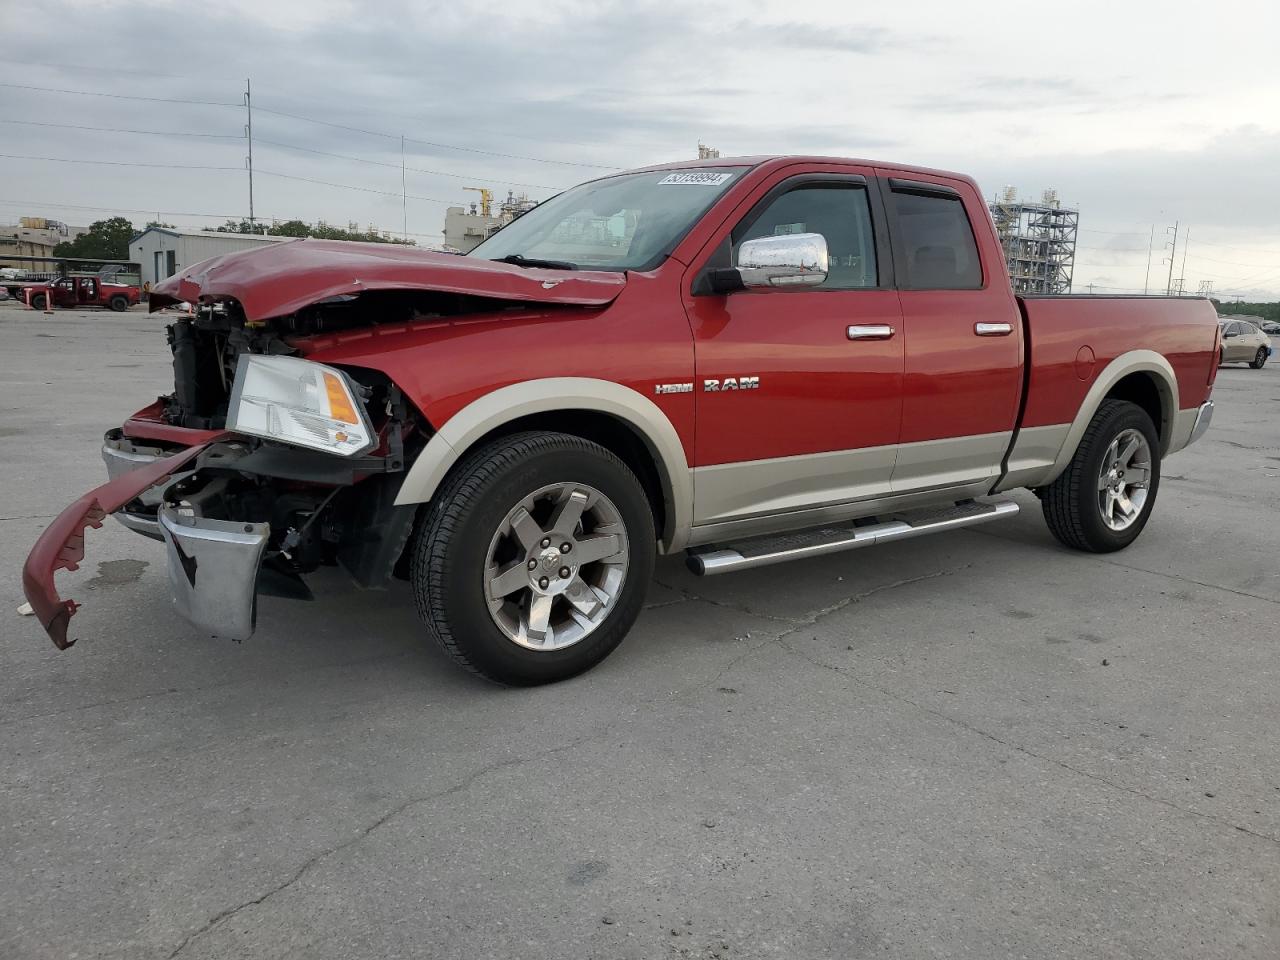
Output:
left=847, top=324, right=895, bottom=340
left=974, top=321, right=1013, bottom=336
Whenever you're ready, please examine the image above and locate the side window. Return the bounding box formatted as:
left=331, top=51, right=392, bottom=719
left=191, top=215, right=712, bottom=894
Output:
left=889, top=188, right=983, bottom=290
left=1222, top=322, right=1238, bottom=336
left=733, top=184, right=878, bottom=290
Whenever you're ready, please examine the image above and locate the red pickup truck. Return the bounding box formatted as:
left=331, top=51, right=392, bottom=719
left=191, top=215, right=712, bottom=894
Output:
left=16, top=275, right=140, bottom=312
left=22, top=156, right=1220, bottom=684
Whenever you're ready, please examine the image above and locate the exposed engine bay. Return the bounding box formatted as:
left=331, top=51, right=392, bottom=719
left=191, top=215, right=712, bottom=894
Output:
left=163, top=289, right=512, bottom=430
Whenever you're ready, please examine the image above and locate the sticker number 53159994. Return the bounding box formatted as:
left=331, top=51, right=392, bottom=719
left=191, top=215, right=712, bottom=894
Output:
left=657, top=171, right=734, bottom=186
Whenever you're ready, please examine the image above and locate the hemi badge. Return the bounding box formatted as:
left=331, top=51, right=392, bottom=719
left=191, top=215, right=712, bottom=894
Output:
left=654, top=382, right=693, bottom=395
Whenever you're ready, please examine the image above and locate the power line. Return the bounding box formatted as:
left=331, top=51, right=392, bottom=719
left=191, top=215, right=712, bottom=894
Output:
left=0, top=81, right=239, bottom=107
left=3, top=58, right=608, bottom=151
left=1079, top=227, right=1149, bottom=237
left=0, top=58, right=188, bottom=79
left=0, top=117, right=242, bottom=138
left=253, top=104, right=621, bottom=170
left=1183, top=250, right=1279, bottom=268
left=254, top=168, right=457, bottom=204
left=4, top=78, right=622, bottom=173
left=0, top=197, right=248, bottom=218
left=254, top=137, right=566, bottom=190
left=1184, top=237, right=1280, bottom=256
left=0, top=197, right=445, bottom=237
left=0, top=152, right=240, bottom=170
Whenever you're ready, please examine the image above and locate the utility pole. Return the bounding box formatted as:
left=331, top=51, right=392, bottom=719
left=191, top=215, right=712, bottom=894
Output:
left=1178, top=227, right=1190, bottom=296
left=244, top=78, right=255, bottom=226
left=1143, top=224, right=1155, bottom=295
left=1164, top=221, right=1179, bottom=296
left=400, top=135, right=408, bottom=241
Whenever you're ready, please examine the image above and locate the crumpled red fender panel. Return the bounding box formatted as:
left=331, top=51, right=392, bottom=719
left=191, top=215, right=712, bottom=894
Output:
left=22, top=442, right=218, bottom=650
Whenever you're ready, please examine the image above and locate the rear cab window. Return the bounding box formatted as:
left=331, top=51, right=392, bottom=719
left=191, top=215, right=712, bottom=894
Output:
left=887, top=180, right=983, bottom=290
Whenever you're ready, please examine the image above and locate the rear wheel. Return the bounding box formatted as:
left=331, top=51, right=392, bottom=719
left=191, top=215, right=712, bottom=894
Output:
left=1041, top=399, right=1161, bottom=553
left=1250, top=347, right=1267, bottom=369
left=31, top=293, right=47, bottom=310
left=109, top=295, right=129, bottom=312
left=411, top=431, right=656, bottom=685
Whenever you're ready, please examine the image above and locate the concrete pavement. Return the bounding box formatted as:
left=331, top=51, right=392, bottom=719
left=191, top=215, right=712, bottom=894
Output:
left=1, top=302, right=1277, bottom=958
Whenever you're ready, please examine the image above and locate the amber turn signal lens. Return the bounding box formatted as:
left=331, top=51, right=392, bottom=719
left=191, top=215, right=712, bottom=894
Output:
left=323, top=371, right=359, bottom=424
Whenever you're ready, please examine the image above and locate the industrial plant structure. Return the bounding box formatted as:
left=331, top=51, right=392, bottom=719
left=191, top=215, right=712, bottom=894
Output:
left=443, top=189, right=539, bottom=252
left=988, top=187, right=1079, bottom=295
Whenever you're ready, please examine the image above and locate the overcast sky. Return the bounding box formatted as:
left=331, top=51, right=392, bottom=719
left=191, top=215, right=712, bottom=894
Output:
left=4, top=0, right=1279, bottom=298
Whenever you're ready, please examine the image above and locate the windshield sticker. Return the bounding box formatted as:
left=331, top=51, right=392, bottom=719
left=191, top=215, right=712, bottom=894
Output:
left=657, top=171, right=734, bottom=186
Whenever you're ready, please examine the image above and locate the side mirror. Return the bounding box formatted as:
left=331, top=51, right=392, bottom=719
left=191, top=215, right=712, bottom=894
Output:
left=1222, top=330, right=1237, bottom=339
left=737, top=233, right=829, bottom=288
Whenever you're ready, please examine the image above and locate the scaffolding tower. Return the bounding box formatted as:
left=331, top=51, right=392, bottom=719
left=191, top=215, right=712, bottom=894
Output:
left=989, top=187, right=1079, bottom=294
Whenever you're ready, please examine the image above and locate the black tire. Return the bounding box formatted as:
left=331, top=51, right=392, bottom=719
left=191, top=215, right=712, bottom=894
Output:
left=1250, top=347, right=1267, bottom=369
left=1041, top=399, right=1161, bottom=553
left=31, top=293, right=47, bottom=310
left=109, top=295, right=129, bottom=312
left=411, top=431, right=656, bottom=685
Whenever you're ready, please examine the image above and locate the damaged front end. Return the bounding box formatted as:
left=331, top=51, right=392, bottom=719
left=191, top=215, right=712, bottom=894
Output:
left=24, top=334, right=423, bottom=649
left=25, top=239, right=623, bottom=651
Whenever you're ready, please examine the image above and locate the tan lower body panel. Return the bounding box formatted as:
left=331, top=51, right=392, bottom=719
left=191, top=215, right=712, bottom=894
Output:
left=992, top=423, right=1071, bottom=492
left=693, top=432, right=1011, bottom=528
left=688, top=432, right=1017, bottom=548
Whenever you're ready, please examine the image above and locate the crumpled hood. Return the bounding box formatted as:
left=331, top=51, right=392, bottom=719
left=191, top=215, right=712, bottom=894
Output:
left=150, top=238, right=627, bottom=321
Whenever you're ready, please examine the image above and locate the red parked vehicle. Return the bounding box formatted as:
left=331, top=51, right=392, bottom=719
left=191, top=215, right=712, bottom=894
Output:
left=17, top=275, right=140, bottom=312
left=23, top=156, right=1220, bottom=684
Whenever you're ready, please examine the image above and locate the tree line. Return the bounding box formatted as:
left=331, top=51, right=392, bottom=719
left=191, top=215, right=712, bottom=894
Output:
left=50, top=216, right=415, bottom=262
left=1211, top=300, right=1280, bottom=323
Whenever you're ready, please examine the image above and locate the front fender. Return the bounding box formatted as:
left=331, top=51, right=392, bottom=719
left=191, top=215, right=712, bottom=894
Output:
left=392, top=377, right=694, bottom=552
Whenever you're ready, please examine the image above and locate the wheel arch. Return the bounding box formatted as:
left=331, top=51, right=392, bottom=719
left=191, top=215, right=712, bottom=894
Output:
left=1044, top=350, right=1179, bottom=485
left=394, top=378, right=693, bottom=552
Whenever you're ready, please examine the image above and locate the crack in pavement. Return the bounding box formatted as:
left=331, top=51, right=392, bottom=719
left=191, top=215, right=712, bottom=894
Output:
left=650, top=577, right=802, bottom=625
left=970, top=526, right=1280, bottom=607
left=691, top=565, right=972, bottom=698
left=0, top=649, right=416, bottom=728
left=164, top=722, right=621, bottom=959
left=768, top=633, right=1280, bottom=848
left=643, top=595, right=693, bottom=611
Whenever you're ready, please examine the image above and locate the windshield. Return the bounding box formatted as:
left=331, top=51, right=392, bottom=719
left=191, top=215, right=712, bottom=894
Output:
left=469, top=168, right=740, bottom=271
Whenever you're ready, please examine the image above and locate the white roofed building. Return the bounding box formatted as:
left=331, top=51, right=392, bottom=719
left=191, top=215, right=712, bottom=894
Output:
left=130, top=227, right=291, bottom=287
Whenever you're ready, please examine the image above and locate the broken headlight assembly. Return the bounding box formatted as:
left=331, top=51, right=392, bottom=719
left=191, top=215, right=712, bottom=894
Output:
left=226, top=354, right=375, bottom=457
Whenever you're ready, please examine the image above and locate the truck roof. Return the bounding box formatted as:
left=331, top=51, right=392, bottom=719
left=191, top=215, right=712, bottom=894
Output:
left=610, top=155, right=980, bottom=188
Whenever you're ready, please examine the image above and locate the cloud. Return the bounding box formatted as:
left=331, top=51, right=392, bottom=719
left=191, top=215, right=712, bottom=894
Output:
left=1, top=0, right=1276, bottom=298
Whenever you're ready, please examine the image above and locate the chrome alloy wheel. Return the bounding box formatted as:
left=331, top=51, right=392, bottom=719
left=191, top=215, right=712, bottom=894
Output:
left=1097, top=428, right=1152, bottom=531
left=484, top=482, right=629, bottom=651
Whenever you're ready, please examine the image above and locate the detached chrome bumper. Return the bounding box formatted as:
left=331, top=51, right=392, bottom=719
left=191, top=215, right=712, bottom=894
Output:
left=158, top=505, right=269, bottom=641
left=1188, top=399, right=1214, bottom=447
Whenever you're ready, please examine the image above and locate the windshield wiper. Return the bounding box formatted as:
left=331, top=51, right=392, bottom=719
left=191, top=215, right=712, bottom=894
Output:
left=492, top=253, right=577, bottom=270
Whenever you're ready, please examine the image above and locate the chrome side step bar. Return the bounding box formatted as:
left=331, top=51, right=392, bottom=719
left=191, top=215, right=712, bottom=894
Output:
left=687, top=498, right=1019, bottom=576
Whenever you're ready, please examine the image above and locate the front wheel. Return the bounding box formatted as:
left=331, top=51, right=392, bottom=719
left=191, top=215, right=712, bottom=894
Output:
left=1041, top=399, right=1161, bottom=553
left=109, top=295, right=129, bottom=312
left=411, top=431, right=656, bottom=685
left=1250, top=347, right=1267, bottom=369
left=31, top=293, right=47, bottom=310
